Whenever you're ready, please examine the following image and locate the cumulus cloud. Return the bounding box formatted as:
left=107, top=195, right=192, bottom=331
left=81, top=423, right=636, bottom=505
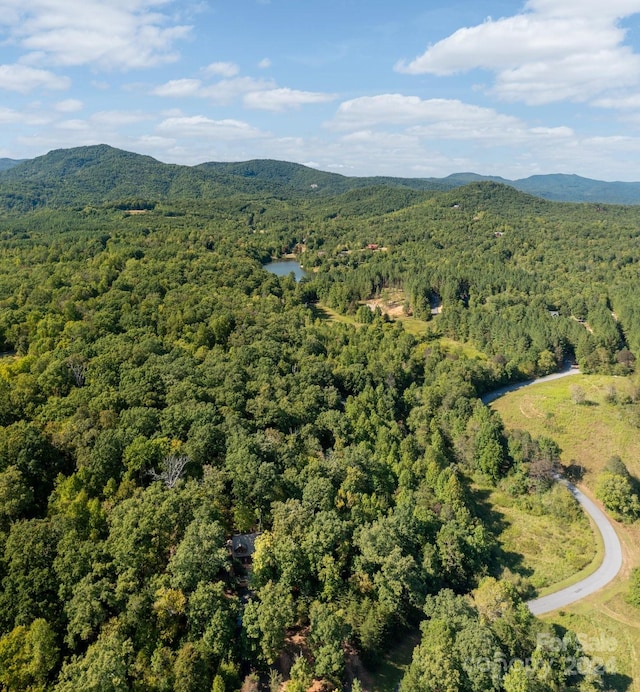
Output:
left=592, top=93, right=640, bottom=109
left=90, top=110, right=151, bottom=126
left=330, top=94, right=524, bottom=137
left=0, top=0, right=191, bottom=70
left=55, top=98, right=83, bottom=112
left=157, top=115, right=267, bottom=140
left=151, top=76, right=277, bottom=104
left=325, top=93, right=584, bottom=173
left=56, top=119, right=90, bottom=131
left=152, top=67, right=333, bottom=112
left=152, top=79, right=203, bottom=97
left=201, top=77, right=276, bottom=104
left=0, top=64, right=70, bottom=92
left=396, top=0, right=640, bottom=104
left=244, top=88, right=337, bottom=112
left=204, top=62, right=240, bottom=77
left=0, top=106, right=51, bottom=125
left=258, top=58, right=272, bottom=69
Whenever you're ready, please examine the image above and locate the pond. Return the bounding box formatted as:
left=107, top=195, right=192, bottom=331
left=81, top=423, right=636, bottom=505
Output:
left=263, top=259, right=308, bottom=282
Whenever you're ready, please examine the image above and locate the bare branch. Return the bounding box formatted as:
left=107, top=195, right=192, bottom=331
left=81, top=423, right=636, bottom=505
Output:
left=68, top=359, right=86, bottom=387
left=149, top=454, right=190, bottom=489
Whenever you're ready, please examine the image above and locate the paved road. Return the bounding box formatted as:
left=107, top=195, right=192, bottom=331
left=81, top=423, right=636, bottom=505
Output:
left=480, top=366, right=624, bottom=615
left=480, top=364, right=581, bottom=405
left=527, top=480, right=623, bottom=615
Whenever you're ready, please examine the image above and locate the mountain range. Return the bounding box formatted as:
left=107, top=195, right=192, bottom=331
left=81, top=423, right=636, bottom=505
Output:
left=2, top=144, right=640, bottom=209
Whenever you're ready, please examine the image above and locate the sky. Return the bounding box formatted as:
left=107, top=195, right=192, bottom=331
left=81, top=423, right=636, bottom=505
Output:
left=3, top=0, right=640, bottom=180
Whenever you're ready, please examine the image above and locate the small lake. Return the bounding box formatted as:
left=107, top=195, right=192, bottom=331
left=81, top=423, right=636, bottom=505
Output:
left=263, top=259, right=308, bottom=282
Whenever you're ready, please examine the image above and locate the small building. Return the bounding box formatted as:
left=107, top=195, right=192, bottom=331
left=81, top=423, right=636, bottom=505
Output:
left=366, top=243, right=379, bottom=250
left=548, top=310, right=560, bottom=318
left=230, top=533, right=261, bottom=567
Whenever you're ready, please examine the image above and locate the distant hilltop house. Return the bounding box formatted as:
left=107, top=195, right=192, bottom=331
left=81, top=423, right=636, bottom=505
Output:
left=366, top=243, right=379, bottom=250
left=229, top=533, right=261, bottom=567
left=548, top=310, right=560, bottom=318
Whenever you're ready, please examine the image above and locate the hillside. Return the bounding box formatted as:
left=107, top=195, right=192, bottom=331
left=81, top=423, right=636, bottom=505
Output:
left=0, top=145, right=307, bottom=211
left=0, top=158, right=22, bottom=172
left=444, top=171, right=640, bottom=204
left=5, top=145, right=640, bottom=210
left=512, top=173, right=640, bottom=204
left=0, top=146, right=443, bottom=214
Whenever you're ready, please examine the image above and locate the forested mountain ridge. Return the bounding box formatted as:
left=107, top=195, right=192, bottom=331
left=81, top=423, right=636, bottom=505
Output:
left=0, top=145, right=308, bottom=212
left=0, top=158, right=22, bottom=172
left=0, top=145, right=452, bottom=213
left=197, top=159, right=453, bottom=195
left=4, top=144, right=640, bottom=207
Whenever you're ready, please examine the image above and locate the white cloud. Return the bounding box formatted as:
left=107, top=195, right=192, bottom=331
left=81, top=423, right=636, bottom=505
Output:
left=396, top=0, right=640, bottom=104
left=152, top=78, right=203, bottom=97
left=322, top=93, right=594, bottom=176
left=258, top=58, right=272, bottom=69
left=55, top=98, right=83, bottom=112
left=330, top=94, right=523, bottom=136
left=200, top=77, right=276, bottom=104
left=55, top=118, right=90, bottom=131
left=204, top=61, right=239, bottom=77
left=151, top=75, right=277, bottom=104
left=0, top=64, right=70, bottom=92
left=244, top=88, right=337, bottom=112
left=0, top=106, right=51, bottom=125
left=136, top=134, right=177, bottom=148
left=0, top=108, right=23, bottom=125
left=152, top=70, right=333, bottom=113
left=592, top=93, right=640, bottom=109
left=157, top=115, right=267, bottom=140
left=494, top=47, right=640, bottom=104
left=90, top=110, right=151, bottom=126
left=527, top=0, right=640, bottom=18
left=0, top=0, right=191, bottom=70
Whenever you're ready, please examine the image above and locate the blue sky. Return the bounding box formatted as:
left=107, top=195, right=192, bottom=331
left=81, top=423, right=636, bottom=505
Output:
left=3, top=0, right=640, bottom=180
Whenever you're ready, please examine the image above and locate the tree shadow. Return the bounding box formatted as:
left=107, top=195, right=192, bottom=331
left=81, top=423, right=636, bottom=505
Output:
left=550, top=623, right=634, bottom=691
left=307, top=302, right=329, bottom=320
left=469, top=486, right=534, bottom=587
left=563, top=462, right=585, bottom=483
left=602, top=672, right=634, bottom=691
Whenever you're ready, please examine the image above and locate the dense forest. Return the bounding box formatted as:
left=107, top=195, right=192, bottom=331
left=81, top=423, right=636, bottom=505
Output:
left=0, top=146, right=637, bottom=691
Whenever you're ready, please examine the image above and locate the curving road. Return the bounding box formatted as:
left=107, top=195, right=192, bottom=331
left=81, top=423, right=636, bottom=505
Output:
left=481, top=366, right=624, bottom=615
left=526, top=480, right=623, bottom=615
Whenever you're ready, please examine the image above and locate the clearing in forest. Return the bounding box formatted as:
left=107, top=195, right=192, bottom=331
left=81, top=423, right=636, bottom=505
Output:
left=491, top=374, right=640, bottom=691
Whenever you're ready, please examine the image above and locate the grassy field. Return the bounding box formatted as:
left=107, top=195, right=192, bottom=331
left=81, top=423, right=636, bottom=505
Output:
left=491, top=374, right=640, bottom=483
left=487, top=486, right=601, bottom=591
left=313, top=302, right=486, bottom=361
left=491, top=374, right=640, bottom=691
left=311, top=303, right=360, bottom=328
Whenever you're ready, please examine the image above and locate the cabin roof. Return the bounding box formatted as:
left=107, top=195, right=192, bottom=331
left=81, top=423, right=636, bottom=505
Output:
left=230, top=533, right=261, bottom=559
